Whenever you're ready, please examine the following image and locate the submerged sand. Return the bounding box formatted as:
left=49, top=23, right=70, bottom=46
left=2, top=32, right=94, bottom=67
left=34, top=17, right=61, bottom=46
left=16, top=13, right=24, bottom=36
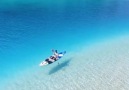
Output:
left=2, top=36, right=129, bottom=90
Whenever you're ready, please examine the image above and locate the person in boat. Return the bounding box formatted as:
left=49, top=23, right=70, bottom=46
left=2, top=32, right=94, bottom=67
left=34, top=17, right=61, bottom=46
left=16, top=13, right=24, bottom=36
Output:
left=51, top=49, right=66, bottom=60
left=45, top=49, right=59, bottom=64
left=52, top=49, right=59, bottom=59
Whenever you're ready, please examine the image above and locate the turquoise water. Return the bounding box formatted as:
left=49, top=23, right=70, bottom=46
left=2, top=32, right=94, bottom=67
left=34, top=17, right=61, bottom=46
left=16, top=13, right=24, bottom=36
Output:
left=0, top=0, right=129, bottom=89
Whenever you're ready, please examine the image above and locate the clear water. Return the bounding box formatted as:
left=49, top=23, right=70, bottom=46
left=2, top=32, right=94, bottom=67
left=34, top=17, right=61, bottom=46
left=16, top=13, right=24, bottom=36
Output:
left=0, top=0, right=129, bottom=89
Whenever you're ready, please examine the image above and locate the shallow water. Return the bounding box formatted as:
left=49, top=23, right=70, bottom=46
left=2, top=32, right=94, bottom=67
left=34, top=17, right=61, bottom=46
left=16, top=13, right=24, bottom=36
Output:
left=2, top=35, right=129, bottom=90
left=0, top=0, right=129, bottom=89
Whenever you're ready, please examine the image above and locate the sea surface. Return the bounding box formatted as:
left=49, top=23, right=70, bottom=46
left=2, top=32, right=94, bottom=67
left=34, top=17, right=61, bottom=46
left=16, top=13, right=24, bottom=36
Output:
left=0, top=0, right=129, bottom=90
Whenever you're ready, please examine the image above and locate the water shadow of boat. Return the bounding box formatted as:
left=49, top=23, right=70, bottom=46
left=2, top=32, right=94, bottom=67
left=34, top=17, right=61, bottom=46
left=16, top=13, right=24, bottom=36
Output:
left=48, top=59, right=71, bottom=75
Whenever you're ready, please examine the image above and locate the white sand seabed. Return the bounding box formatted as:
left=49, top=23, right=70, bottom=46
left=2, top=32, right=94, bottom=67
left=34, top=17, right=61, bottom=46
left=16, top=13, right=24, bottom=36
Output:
left=2, top=35, right=129, bottom=90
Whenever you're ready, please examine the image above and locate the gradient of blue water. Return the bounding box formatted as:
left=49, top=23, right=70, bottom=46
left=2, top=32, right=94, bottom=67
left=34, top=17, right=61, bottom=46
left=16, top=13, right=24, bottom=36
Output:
left=0, top=0, right=129, bottom=85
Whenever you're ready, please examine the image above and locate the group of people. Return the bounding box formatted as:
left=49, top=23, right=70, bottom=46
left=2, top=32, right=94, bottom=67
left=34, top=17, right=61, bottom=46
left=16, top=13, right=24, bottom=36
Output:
left=45, top=49, right=60, bottom=64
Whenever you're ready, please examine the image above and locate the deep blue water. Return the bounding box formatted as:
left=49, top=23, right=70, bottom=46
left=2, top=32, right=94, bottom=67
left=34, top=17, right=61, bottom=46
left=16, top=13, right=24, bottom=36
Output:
left=0, top=0, right=129, bottom=85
